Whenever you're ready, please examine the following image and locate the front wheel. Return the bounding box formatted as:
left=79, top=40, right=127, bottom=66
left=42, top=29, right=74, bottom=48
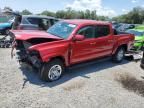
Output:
left=112, top=47, right=125, bottom=63
left=39, top=59, right=65, bottom=82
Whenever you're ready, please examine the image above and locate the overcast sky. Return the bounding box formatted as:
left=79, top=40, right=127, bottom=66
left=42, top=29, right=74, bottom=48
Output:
left=0, top=0, right=144, bottom=16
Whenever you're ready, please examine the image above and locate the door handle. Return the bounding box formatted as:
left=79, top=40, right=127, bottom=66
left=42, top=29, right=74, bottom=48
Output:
left=90, top=42, right=96, bottom=45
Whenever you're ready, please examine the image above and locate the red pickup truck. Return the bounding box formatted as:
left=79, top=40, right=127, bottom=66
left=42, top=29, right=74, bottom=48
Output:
left=11, top=20, right=134, bottom=82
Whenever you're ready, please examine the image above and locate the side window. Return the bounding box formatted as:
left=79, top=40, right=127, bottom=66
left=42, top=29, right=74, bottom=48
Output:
left=77, top=26, right=95, bottom=38
left=21, top=18, right=29, bottom=24
left=41, top=18, right=51, bottom=30
left=95, top=25, right=110, bottom=37
left=50, top=19, right=54, bottom=26
left=53, top=19, right=59, bottom=24
left=27, top=18, right=39, bottom=25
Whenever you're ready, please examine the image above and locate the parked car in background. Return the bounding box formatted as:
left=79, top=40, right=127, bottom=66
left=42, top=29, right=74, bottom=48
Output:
left=2, top=11, right=59, bottom=31
left=126, top=25, right=144, bottom=50
left=111, top=22, right=122, bottom=30
left=0, top=11, right=59, bottom=48
left=116, top=24, right=135, bottom=32
left=11, top=20, right=134, bottom=82
left=0, top=17, right=14, bottom=35
left=12, top=15, right=59, bottom=30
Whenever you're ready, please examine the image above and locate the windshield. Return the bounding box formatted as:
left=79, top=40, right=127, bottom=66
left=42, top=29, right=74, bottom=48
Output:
left=47, top=21, right=77, bottom=39
left=126, top=29, right=144, bottom=36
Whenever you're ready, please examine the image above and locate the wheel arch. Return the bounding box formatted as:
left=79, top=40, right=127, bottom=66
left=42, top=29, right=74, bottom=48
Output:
left=50, top=56, right=67, bottom=66
left=112, top=44, right=128, bottom=55
left=119, top=44, right=127, bottom=51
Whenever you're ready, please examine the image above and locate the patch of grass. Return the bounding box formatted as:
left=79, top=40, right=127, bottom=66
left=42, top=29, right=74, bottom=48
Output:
left=116, top=73, right=144, bottom=97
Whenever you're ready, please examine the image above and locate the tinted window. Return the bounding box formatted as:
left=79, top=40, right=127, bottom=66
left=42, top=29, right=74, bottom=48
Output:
left=77, top=26, right=95, bottom=38
left=41, top=18, right=51, bottom=30
left=54, top=19, right=59, bottom=24
left=95, top=25, right=110, bottom=37
left=49, top=19, right=54, bottom=25
left=21, top=17, right=29, bottom=24
left=27, top=18, right=39, bottom=25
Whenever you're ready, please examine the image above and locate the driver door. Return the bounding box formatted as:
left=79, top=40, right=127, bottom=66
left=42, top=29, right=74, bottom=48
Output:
left=70, top=25, right=97, bottom=64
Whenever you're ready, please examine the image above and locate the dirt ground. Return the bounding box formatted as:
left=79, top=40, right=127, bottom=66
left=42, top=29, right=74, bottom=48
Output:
left=1, top=47, right=144, bottom=108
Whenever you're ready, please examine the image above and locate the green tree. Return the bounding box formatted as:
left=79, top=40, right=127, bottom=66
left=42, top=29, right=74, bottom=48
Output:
left=3, top=6, right=13, bottom=12
left=112, top=7, right=144, bottom=24
left=41, top=10, right=55, bottom=17
left=97, top=16, right=109, bottom=21
left=56, top=10, right=66, bottom=18
left=21, top=9, right=32, bottom=15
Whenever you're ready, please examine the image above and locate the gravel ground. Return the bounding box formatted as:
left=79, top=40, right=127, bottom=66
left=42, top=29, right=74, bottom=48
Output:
left=1, top=47, right=144, bottom=108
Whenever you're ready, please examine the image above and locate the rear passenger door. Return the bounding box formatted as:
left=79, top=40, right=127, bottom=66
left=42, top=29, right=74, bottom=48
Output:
left=93, top=25, right=115, bottom=58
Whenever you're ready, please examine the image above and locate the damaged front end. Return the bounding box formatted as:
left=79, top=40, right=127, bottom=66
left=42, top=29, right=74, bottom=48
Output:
left=12, top=38, right=59, bottom=69
left=10, top=30, right=62, bottom=69
left=12, top=40, right=42, bottom=68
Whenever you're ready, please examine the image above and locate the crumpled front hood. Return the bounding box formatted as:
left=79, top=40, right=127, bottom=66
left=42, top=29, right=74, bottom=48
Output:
left=0, top=23, right=12, bottom=28
left=10, top=30, right=62, bottom=40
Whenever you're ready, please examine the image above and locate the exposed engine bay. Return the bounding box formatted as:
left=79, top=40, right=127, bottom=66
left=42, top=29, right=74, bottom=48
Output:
left=12, top=38, right=59, bottom=68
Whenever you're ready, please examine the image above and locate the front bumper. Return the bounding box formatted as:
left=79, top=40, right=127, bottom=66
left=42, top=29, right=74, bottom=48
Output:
left=16, top=50, right=42, bottom=68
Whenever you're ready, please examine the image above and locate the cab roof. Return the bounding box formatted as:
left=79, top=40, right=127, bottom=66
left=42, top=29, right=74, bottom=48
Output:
left=64, top=19, right=110, bottom=26
left=22, top=15, right=57, bottom=20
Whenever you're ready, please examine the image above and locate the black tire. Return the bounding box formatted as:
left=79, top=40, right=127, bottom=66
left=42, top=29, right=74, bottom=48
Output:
left=39, top=59, right=65, bottom=82
left=140, top=58, right=144, bottom=70
left=112, top=47, right=125, bottom=63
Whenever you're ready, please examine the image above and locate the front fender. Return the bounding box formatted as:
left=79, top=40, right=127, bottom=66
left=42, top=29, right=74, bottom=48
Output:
left=29, top=40, right=70, bottom=66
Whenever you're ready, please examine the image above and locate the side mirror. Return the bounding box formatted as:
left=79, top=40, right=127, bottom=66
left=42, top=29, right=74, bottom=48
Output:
left=73, top=34, right=85, bottom=41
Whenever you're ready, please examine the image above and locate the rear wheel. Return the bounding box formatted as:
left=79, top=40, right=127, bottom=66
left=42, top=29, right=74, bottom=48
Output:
left=39, top=59, right=65, bottom=82
left=112, top=47, right=125, bottom=63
